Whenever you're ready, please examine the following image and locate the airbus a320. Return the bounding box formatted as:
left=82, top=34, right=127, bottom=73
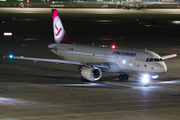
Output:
left=5, top=9, right=177, bottom=87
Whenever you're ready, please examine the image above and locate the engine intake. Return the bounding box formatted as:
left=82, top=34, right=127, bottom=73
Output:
left=81, top=67, right=102, bottom=81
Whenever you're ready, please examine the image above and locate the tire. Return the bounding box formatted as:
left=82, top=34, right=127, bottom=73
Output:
left=124, top=74, right=129, bottom=81
left=119, top=74, right=124, bottom=81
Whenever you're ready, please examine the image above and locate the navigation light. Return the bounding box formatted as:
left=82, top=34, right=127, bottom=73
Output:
left=111, top=45, right=116, bottom=49
left=9, top=55, right=13, bottom=59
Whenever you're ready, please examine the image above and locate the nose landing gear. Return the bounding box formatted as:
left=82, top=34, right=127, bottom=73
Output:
left=119, top=74, right=129, bottom=81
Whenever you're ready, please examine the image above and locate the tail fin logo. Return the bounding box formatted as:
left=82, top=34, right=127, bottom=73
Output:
left=55, top=24, right=62, bottom=36
left=52, top=9, right=71, bottom=44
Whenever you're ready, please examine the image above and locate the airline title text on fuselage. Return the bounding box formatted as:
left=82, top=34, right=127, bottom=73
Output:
left=113, top=51, right=136, bottom=57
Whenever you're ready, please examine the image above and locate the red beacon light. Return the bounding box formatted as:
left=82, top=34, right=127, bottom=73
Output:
left=111, top=45, right=116, bottom=49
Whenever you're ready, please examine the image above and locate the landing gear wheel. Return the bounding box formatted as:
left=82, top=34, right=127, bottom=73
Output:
left=119, top=74, right=124, bottom=81
left=124, top=74, right=129, bottom=81
left=119, top=74, right=129, bottom=81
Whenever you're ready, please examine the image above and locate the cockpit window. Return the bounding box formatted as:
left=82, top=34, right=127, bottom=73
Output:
left=146, top=58, right=149, bottom=62
left=146, top=58, right=163, bottom=62
left=154, top=58, right=159, bottom=62
left=149, top=58, right=153, bottom=62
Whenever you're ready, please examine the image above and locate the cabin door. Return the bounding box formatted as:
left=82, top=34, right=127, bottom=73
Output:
left=134, top=53, right=143, bottom=70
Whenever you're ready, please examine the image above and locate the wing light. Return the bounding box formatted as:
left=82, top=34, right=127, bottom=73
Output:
left=9, top=55, right=13, bottom=59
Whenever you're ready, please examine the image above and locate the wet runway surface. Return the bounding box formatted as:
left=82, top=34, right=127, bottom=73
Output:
left=1, top=57, right=180, bottom=120
left=0, top=8, right=180, bottom=120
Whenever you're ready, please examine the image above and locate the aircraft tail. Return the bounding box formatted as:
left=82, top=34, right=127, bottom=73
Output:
left=52, top=9, right=71, bottom=44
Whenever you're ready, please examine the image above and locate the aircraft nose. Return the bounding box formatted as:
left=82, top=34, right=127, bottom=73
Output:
left=159, top=62, right=167, bottom=73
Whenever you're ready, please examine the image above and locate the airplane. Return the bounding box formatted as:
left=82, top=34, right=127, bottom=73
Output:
left=122, top=0, right=152, bottom=9
left=5, top=9, right=177, bottom=87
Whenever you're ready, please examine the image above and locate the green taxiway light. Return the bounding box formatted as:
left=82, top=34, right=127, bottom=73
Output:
left=146, top=25, right=154, bottom=27
left=145, top=25, right=163, bottom=27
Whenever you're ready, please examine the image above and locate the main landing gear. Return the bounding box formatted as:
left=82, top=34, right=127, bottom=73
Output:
left=119, top=74, right=129, bottom=81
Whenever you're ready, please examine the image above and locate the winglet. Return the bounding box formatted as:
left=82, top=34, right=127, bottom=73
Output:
left=162, top=52, right=177, bottom=60
left=172, top=51, right=177, bottom=55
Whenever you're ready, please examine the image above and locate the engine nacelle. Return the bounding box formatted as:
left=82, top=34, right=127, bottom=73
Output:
left=81, top=67, right=102, bottom=81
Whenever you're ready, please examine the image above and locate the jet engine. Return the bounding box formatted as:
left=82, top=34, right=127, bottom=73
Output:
left=81, top=67, right=102, bottom=81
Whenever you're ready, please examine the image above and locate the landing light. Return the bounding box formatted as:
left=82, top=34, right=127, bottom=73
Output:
left=111, top=45, right=116, bottom=49
left=151, top=75, right=159, bottom=79
left=142, top=74, right=149, bottom=83
left=122, top=60, right=126, bottom=64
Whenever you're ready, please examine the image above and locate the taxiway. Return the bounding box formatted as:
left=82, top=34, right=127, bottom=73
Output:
left=0, top=8, right=180, bottom=120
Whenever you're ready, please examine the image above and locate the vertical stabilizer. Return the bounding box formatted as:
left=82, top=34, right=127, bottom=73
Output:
left=52, top=9, right=71, bottom=44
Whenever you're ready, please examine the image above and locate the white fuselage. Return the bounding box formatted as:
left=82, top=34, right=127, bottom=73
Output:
left=48, top=43, right=167, bottom=76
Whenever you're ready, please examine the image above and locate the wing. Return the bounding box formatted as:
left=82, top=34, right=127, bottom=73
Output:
left=5, top=55, right=110, bottom=68
left=161, top=51, right=177, bottom=60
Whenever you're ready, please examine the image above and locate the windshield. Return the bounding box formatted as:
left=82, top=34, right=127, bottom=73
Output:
left=146, top=58, right=163, bottom=62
